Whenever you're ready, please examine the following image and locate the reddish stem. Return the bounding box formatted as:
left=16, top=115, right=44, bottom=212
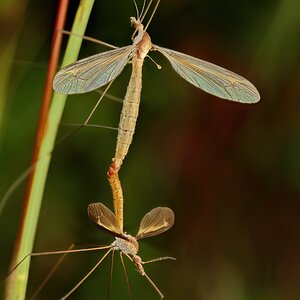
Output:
left=11, top=0, right=70, bottom=263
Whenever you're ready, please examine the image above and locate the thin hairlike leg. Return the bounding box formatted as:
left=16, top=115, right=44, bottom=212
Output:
left=60, top=248, right=112, bottom=300
left=55, top=79, right=115, bottom=147
left=144, top=0, right=160, bottom=31
left=57, top=29, right=118, bottom=49
left=60, top=123, right=118, bottom=131
left=0, top=245, right=110, bottom=288
left=84, top=80, right=115, bottom=126
left=30, top=243, right=75, bottom=300
left=123, top=254, right=164, bottom=300
left=120, top=252, right=133, bottom=300
left=140, top=0, right=153, bottom=23
left=95, top=89, right=123, bottom=103
left=143, top=272, right=164, bottom=300
left=60, top=86, right=124, bottom=132
left=107, top=249, right=115, bottom=300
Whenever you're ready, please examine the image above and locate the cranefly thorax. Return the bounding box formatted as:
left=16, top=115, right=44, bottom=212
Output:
left=130, top=17, right=152, bottom=59
left=112, top=235, right=139, bottom=256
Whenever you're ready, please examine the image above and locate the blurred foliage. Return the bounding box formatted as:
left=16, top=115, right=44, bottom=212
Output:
left=0, top=0, right=27, bottom=147
left=1, top=0, right=300, bottom=299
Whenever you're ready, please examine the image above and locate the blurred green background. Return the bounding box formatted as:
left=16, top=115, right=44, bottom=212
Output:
left=1, top=0, right=300, bottom=299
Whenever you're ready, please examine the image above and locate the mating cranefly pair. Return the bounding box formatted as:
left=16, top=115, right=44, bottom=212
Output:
left=8, top=0, right=260, bottom=298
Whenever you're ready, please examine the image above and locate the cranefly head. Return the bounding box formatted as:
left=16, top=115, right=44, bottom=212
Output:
left=130, top=0, right=161, bottom=34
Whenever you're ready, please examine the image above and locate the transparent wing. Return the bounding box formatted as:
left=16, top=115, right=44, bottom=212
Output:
left=53, top=46, right=134, bottom=94
left=88, top=202, right=126, bottom=239
left=136, top=207, right=175, bottom=240
left=153, top=45, right=260, bottom=103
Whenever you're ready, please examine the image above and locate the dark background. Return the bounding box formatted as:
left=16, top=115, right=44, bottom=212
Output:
left=1, top=0, right=300, bottom=299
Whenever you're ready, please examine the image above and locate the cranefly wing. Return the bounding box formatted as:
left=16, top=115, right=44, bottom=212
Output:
left=136, top=207, right=175, bottom=240
left=153, top=45, right=260, bottom=103
left=88, top=202, right=127, bottom=240
left=53, top=46, right=134, bottom=94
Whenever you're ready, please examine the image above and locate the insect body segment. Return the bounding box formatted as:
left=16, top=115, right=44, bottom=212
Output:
left=113, top=18, right=152, bottom=172
left=112, top=237, right=139, bottom=258
left=107, top=170, right=124, bottom=231
left=113, top=54, right=143, bottom=171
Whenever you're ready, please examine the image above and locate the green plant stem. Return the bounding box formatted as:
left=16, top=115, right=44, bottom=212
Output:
left=5, top=0, right=95, bottom=299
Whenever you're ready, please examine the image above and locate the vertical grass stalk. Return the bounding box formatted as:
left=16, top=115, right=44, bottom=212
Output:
left=5, top=0, right=95, bottom=299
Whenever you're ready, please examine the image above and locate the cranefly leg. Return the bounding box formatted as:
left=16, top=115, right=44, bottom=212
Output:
left=60, top=248, right=112, bottom=299
left=120, top=252, right=133, bottom=300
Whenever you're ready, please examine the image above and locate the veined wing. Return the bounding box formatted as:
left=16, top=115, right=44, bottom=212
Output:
left=153, top=45, right=260, bottom=103
left=136, top=207, right=175, bottom=240
left=88, top=202, right=127, bottom=240
left=53, top=46, right=134, bottom=94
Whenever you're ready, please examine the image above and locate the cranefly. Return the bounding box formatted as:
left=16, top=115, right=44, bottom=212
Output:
left=53, top=0, right=260, bottom=176
left=2, top=202, right=175, bottom=299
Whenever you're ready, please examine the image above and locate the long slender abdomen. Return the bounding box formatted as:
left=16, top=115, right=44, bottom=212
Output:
left=113, top=56, right=144, bottom=171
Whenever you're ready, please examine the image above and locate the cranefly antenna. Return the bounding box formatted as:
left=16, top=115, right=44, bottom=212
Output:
left=132, top=0, right=140, bottom=20
left=131, top=0, right=153, bottom=40
left=139, top=0, right=147, bottom=20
